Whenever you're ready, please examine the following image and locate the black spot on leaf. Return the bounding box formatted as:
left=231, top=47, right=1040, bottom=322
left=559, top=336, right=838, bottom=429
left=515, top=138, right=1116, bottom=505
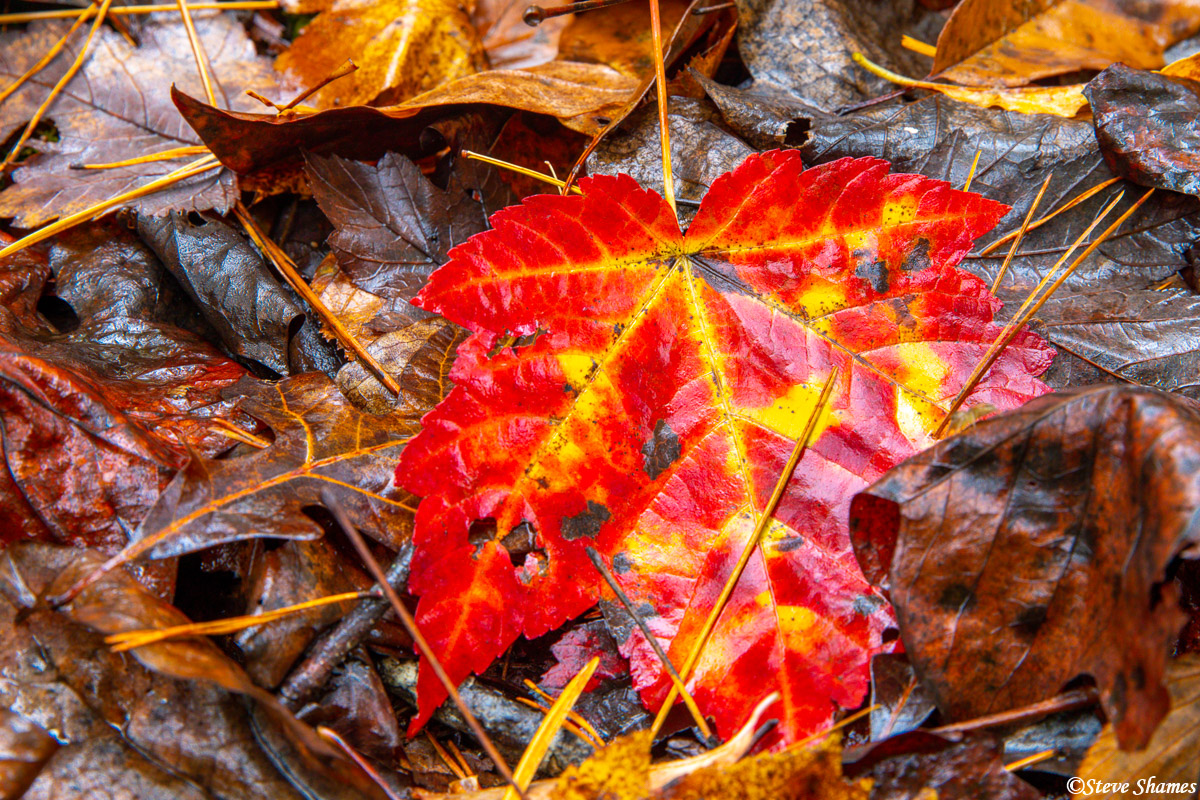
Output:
left=642, top=419, right=682, bottom=480
left=561, top=500, right=611, bottom=541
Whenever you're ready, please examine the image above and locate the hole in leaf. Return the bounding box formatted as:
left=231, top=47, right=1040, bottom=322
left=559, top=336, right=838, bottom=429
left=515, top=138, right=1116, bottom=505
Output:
left=36, top=296, right=79, bottom=333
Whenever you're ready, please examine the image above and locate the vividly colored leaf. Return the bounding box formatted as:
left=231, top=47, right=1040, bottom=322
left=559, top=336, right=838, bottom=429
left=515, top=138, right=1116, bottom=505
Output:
left=274, top=0, right=485, bottom=109
left=396, top=150, right=1054, bottom=743
left=1085, top=64, right=1200, bottom=198
left=850, top=385, right=1200, bottom=750
left=932, top=0, right=1200, bottom=88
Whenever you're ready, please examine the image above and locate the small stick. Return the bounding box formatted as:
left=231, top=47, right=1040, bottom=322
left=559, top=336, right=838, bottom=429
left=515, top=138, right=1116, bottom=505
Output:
left=426, top=731, right=469, bottom=781
left=991, top=171, right=1053, bottom=293
left=933, top=189, right=1151, bottom=438
left=785, top=703, right=880, bottom=752
left=105, top=590, right=373, bottom=651
left=233, top=203, right=402, bottom=397
left=650, top=368, right=840, bottom=738
left=319, top=489, right=530, bottom=800
left=978, top=177, right=1122, bottom=256
left=462, top=150, right=582, bottom=194
left=961, top=149, right=982, bottom=192
left=72, top=144, right=211, bottom=170
left=0, top=10, right=92, bottom=107
left=2, top=0, right=115, bottom=173
left=248, top=60, right=360, bottom=114
left=318, top=727, right=407, bottom=800
left=175, top=0, right=217, bottom=107
left=522, top=0, right=632, bottom=25
left=649, top=0, right=677, bottom=217
left=932, top=687, right=1097, bottom=735
left=0, top=1, right=279, bottom=24
left=585, top=546, right=712, bottom=740
left=278, top=544, right=412, bottom=709
left=0, top=155, right=221, bottom=261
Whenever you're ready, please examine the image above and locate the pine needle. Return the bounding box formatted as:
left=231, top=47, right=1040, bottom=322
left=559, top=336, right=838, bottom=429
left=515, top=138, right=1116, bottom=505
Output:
left=962, top=149, right=982, bottom=192
left=0, top=11, right=92, bottom=107
left=462, top=150, right=582, bottom=194
left=978, top=177, right=1123, bottom=256
left=72, top=144, right=212, bottom=170
left=991, top=171, right=1053, bottom=293
left=0, top=1, right=278, bottom=24
left=649, top=0, right=676, bottom=217
left=175, top=0, right=217, bottom=107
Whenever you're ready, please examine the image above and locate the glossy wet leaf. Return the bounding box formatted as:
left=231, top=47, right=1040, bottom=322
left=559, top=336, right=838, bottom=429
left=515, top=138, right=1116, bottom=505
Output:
left=1086, top=64, right=1200, bottom=197
left=851, top=385, right=1200, bottom=750
left=397, top=150, right=1053, bottom=743
left=933, top=0, right=1200, bottom=87
left=275, top=0, right=485, bottom=109
left=0, top=15, right=280, bottom=228
left=125, top=373, right=421, bottom=563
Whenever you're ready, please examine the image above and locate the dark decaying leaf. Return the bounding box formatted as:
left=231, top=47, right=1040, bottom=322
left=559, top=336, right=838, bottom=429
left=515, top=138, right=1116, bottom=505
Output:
left=587, top=99, right=754, bottom=219
left=127, top=373, right=420, bottom=562
left=802, top=94, right=1200, bottom=295
left=850, top=385, right=1200, bottom=750
left=1085, top=64, right=1200, bottom=197
left=845, top=731, right=1039, bottom=800
left=137, top=212, right=303, bottom=376
left=1014, top=288, right=1200, bottom=398
left=0, top=14, right=281, bottom=228
left=694, top=71, right=827, bottom=150
left=734, top=0, right=942, bottom=112
left=1074, top=655, right=1200, bottom=798
left=305, top=151, right=493, bottom=307
left=0, top=542, right=386, bottom=799
left=868, top=654, right=937, bottom=741
left=296, top=649, right=405, bottom=768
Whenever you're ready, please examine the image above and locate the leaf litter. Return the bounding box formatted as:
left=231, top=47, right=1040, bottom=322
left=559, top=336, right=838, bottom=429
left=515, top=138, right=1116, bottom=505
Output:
left=1, top=0, right=1200, bottom=796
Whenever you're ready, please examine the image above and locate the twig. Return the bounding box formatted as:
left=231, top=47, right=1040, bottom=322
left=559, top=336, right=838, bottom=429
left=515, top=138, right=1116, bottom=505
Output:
left=931, top=687, right=1098, bottom=736
left=585, top=546, right=712, bottom=741
left=278, top=544, right=413, bottom=710
left=318, top=489, right=530, bottom=800
left=649, top=368, right=840, bottom=737
left=523, top=0, right=632, bottom=25
left=233, top=202, right=402, bottom=396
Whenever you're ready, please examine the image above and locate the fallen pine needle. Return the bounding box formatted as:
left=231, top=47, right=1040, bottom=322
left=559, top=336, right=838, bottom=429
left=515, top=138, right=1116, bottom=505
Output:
left=320, top=726, right=407, bottom=800
left=992, top=171, right=1053, bottom=293
left=462, top=150, right=582, bottom=195
left=0, top=1, right=279, bottom=24
left=73, top=144, right=212, bottom=170
left=978, top=177, right=1122, bottom=256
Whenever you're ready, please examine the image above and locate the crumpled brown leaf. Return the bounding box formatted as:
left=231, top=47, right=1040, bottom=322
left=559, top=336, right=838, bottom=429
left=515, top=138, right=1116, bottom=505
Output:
left=850, top=385, right=1200, bottom=751
left=0, top=13, right=282, bottom=228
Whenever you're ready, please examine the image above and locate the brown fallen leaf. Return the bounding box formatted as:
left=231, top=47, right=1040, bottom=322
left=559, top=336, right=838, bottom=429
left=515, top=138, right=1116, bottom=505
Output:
left=274, top=0, right=485, bottom=109
left=850, top=385, right=1200, bottom=751
left=0, top=14, right=282, bottom=228
left=1073, top=655, right=1200, bottom=798
left=120, top=372, right=423, bottom=567
left=556, top=0, right=690, bottom=79
left=933, top=0, right=1200, bottom=87
left=0, top=708, right=57, bottom=799
left=336, top=320, right=466, bottom=416
left=475, top=0, right=571, bottom=69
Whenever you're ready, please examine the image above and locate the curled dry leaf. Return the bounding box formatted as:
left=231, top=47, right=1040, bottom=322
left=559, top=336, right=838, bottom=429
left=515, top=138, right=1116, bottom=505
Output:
left=125, top=373, right=421, bottom=566
left=274, top=0, right=486, bottom=109
left=0, top=14, right=281, bottom=228
left=397, top=150, right=1053, bottom=743
left=1085, top=64, right=1200, bottom=197
left=850, top=385, right=1200, bottom=751
left=933, top=0, right=1200, bottom=87
left=1073, top=655, right=1200, bottom=799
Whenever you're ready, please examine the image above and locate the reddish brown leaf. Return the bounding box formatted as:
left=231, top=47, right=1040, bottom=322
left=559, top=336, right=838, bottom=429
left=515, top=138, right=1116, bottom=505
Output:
left=397, top=151, right=1053, bottom=743
left=850, top=385, right=1200, bottom=751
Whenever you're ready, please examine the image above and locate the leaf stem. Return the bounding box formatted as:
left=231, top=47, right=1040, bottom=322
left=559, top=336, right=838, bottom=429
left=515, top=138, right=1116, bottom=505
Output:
left=233, top=202, right=402, bottom=397
left=649, top=368, right=840, bottom=738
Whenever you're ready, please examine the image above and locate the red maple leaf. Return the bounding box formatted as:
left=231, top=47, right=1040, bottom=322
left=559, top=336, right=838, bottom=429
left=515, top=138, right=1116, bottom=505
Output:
left=396, top=151, right=1054, bottom=742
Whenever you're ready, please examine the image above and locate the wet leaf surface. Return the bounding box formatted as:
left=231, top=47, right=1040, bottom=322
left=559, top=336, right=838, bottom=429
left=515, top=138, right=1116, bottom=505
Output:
left=398, top=150, right=1052, bottom=743
left=851, top=385, right=1200, bottom=750
left=1086, top=64, right=1200, bottom=197
left=0, top=14, right=281, bottom=228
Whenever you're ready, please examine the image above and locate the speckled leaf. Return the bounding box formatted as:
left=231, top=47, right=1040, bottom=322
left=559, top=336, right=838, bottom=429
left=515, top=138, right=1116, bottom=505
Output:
left=397, top=150, right=1053, bottom=743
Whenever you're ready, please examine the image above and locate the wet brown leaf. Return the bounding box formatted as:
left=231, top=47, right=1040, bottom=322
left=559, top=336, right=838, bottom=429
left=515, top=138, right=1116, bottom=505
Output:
left=850, top=385, right=1200, bottom=751
left=475, top=0, right=571, bottom=69
left=556, top=0, right=689, bottom=78
left=127, top=372, right=420, bottom=563
left=1074, top=655, right=1200, bottom=798
left=1085, top=64, right=1200, bottom=197
left=0, top=708, right=57, bottom=799
left=0, top=14, right=281, bottom=228
left=336, top=319, right=466, bottom=416
left=275, top=0, right=485, bottom=109
left=933, top=0, right=1200, bottom=87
